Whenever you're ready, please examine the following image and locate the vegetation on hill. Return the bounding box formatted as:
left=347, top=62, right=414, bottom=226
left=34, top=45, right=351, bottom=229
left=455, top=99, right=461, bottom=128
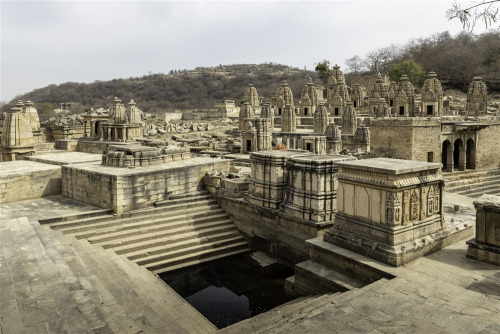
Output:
left=3, top=31, right=499, bottom=120
left=3, top=63, right=317, bottom=120
left=341, top=30, right=500, bottom=89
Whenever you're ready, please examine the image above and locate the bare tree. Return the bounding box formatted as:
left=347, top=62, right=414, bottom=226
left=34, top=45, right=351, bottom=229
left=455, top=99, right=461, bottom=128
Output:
left=446, top=0, right=499, bottom=30
left=345, top=55, right=365, bottom=74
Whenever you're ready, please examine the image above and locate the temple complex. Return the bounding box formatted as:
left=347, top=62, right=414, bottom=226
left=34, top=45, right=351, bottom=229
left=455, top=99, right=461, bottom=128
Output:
left=1, top=65, right=499, bottom=333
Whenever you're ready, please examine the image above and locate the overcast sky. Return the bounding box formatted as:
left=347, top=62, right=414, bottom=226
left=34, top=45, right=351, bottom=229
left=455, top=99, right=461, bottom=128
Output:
left=0, top=0, right=489, bottom=102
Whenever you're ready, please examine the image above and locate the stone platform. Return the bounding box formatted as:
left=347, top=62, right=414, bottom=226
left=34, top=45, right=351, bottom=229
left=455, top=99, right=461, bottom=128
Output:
left=63, top=157, right=231, bottom=213
left=0, top=160, right=61, bottom=203
left=26, top=151, right=103, bottom=165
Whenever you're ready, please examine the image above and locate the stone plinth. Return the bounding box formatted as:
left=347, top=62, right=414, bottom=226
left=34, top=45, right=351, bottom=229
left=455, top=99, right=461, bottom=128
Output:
left=246, top=150, right=308, bottom=209
left=62, top=157, right=230, bottom=213
left=324, top=158, right=447, bottom=266
left=466, top=201, right=500, bottom=266
left=282, top=154, right=355, bottom=222
left=0, top=161, right=61, bottom=203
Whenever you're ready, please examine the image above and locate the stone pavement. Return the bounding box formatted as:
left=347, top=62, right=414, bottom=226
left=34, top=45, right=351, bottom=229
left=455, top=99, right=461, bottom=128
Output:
left=0, top=193, right=499, bottom=333
left=0, top=216, right=216, bottom=334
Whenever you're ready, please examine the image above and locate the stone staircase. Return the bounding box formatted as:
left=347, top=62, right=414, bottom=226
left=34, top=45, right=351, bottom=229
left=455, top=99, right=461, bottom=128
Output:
left=219, top=278, right=390, bottom=333
left=45, top=190, right=250, bottom=274
left=444, top=168, right=500, bottom=198
left=0, top=217, right=216, bottom=333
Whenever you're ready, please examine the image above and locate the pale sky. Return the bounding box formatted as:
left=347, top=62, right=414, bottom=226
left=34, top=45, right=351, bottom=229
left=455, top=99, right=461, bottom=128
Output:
left=0, top=0, right=489, bottom=102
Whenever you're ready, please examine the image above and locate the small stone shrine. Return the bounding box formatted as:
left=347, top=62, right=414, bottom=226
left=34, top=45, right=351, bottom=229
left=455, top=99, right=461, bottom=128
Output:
left=324, top=157, right=446, bottom=266
left=282, top=154, right=355, bottom=222
left=466, top=200, right=500, bottom=266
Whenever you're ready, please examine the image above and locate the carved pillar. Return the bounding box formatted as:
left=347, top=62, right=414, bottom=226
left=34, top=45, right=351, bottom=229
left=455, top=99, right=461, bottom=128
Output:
left=446, top=148, right=453, bottom=172
left=83, top=121, right=88, bottom=137
left=90, top=121, right=95, bottom=137
left=459, top=146, right=466, bottom=171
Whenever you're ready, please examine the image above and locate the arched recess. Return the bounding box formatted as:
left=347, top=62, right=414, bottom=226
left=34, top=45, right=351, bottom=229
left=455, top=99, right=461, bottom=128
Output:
left=466, top=138, right=476, bottom=169
left=454, top=138, right=464, bottom=170
left=442, top=140, right=452, bottom=171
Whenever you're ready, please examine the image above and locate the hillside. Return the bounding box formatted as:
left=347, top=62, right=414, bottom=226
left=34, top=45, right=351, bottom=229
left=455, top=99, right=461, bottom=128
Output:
left=2, top=63, right=318, bottom=119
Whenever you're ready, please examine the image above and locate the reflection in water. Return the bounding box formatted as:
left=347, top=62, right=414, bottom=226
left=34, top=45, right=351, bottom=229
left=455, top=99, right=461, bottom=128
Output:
left=161, top=253, right=295, bottom=329
left=186, top=285, right=251, bottom=328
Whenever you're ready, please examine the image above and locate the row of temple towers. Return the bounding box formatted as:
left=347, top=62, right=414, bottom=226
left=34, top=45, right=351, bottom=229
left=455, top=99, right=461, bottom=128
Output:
left=238, top=66, right=489, bottom=154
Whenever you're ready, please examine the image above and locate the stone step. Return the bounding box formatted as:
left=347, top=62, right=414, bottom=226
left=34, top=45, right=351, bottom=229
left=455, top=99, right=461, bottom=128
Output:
left=293, top=260, right=365, bottom=293
left=443, top=168, right=500, bottom=183
left=149, top=242, right=251, bottom=274
left=168, top=190, right=211, bottom=200
left=446, top=175, right=500, bottom=191
left=27, top=220, right=113, bottom=333
left=66, top=236, right=200, bottom=333
left=455, top=184, right=500, bottom=198
left=67, top=205, right=223, bottom=238
left=123, top=230, right=244, bottom=259
left=48, top=199, right=218, bottom=231
left=88, top=217, right=234, bottom=248
left=155, top=193, right=215, bottom=208
left=38, top=209, right=114, bottom=225
left=134, top=235, right=247, bottom=266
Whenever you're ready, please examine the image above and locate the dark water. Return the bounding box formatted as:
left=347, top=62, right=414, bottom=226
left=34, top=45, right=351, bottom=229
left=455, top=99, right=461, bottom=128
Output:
left=160, top=253, right=295, bottom=329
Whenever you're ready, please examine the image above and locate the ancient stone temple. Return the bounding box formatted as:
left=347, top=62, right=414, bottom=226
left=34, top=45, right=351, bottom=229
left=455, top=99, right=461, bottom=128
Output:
left=274, top=81, right=294, bottom=113
left=244, top=84, right=260, bottom=109
left=241, top=118, right=272, bottom=153
left=326, top=124, right=342, bottom=153
left=373, top=96, right=391, bottom=118
left=341, top=102, right=357, bottom=135
left=351, top=84, right=366, bottom=109
left=100, top=98, right=143, bottom=142
left=300, top=77, right=319, bottom=116
left=421, top=72, right=443, bottom=117
left=281, top=104, right=297, bottom=133
left=23, top=100, right=41, bottom=133
left=313, top=102, right=328, bottom=134
left=282, top=154, right=356, bottom=222
left=126, top=100, right=143, bottom=124
left=0, top=106, right=35, bottom=161
left=394, top=74, right=415, bottom=116
left=247, top=151, right=304, bottom=209
left=239, top=101, right=255, bottom=130
left=260, top=102, right=274, bottom=130
left=324, top=158, right=446, bottom=266
left=327, top=65, right=350, bottom=116
left=369, top=73, right=389, bottom=116
left=466, top=77, right=488, bottom=115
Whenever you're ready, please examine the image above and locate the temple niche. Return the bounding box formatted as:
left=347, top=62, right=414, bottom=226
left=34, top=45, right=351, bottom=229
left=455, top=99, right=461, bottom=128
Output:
left=351, top=84, right=366, bottom=109
left=324, top=158, right=445, bottom=266
left=466, top=77, right=488, bottom=115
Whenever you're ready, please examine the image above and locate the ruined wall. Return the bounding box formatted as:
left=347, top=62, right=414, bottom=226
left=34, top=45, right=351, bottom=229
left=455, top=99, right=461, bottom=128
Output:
left=476, top=121, right=500, bottom=169
left=411, top=119, right=441, bottom=162
left=63, top=158, right=230, bottom=213
left=0, top=161, right=61, bottom=203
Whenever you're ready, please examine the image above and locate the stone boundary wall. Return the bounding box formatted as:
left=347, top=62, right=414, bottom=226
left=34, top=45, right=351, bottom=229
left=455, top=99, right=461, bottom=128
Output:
left=0, top=161, right=61, bottom=203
